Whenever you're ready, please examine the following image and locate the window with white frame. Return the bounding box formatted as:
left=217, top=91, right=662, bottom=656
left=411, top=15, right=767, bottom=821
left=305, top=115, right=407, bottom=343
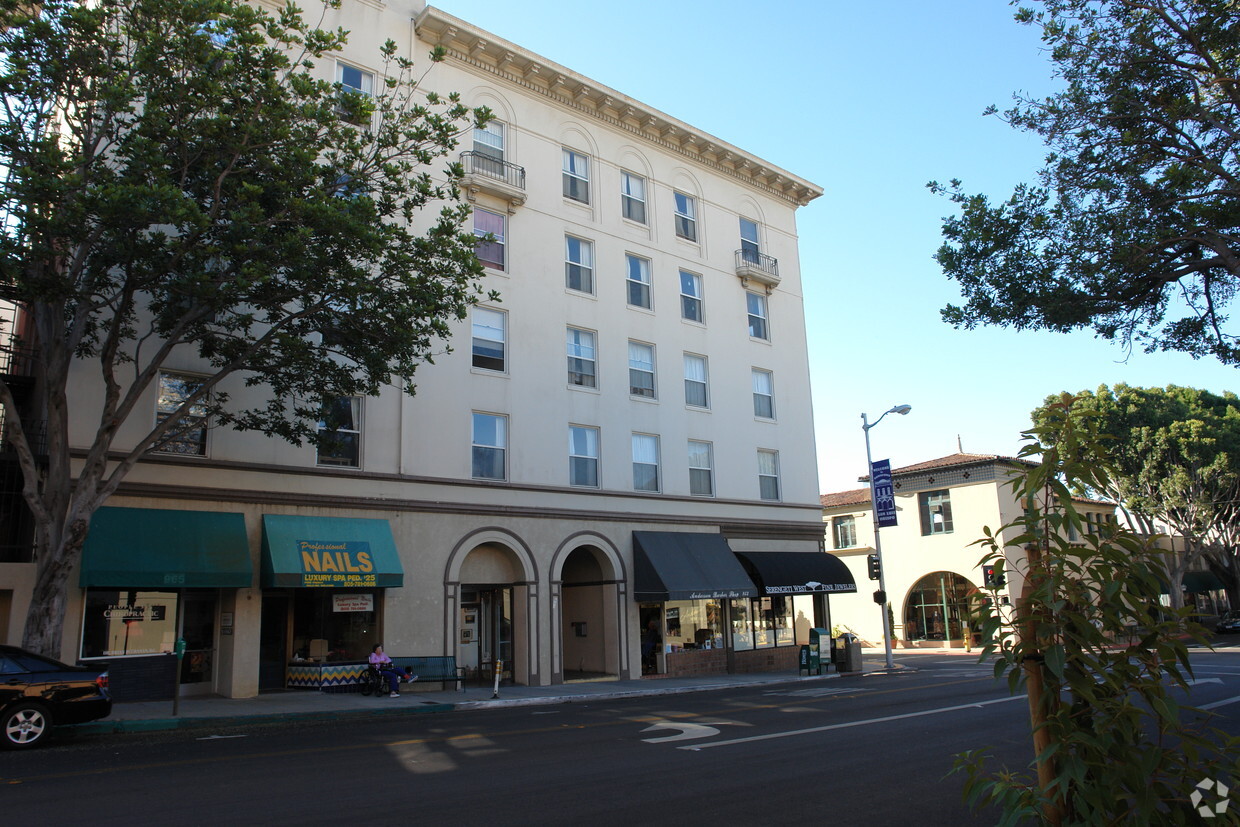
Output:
left=688, top=440, right=714, bottom=497
left=336, top=62, right=374, bottom=124
left=565, top=235, right=594, bottom=293
left=674, top=192, right=697, bottom=241
left=740, top=217, right=760, bottom=262
left=626, top=254, right=652, bottom=309
left=919, top=489, right=954, bottom=535
left=752, top=369, right=774, bottom=418
left=628, top=341, right=655, bottom=399
left=833, top=515, right=857, bottom=549
left=472, top=412, right=507, bottom=481
left=680, top=270, right=703, bottom=322
left=757, top=449, right=781, bottom=501
left=317, top=396, right=361, bottom=467
left=155, top=371, right=207, bottom=456
left=684, top=354, right=708, bottom=408
left=563, top=149, right=590, bottom=203
left=747, top=292, right=769, bottom=340
left=632, top=433, right=660, bottom=492
left=474, top=208, right=505, bottom=270
left=569, top=425, right=599, bottom=487
left=472, top=120, right=506, bottom=177
left=566, top=327, right=597, bottom=388
left=471, top=307, right=506, bottom=372
left=621, top=171, right=647, bottom=223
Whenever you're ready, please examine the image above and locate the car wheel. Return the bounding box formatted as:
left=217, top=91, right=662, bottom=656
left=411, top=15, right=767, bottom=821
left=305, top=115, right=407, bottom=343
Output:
left=2, top=702, right=52, bottom=750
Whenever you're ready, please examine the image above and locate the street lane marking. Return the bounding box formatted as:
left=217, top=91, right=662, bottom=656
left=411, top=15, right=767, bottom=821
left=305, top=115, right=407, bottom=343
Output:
left=678, top=695, right=1027, bottom=751
left=1200, top=695, right=1240, bottom=711
left=642, top=722, right=720, bottom=743
left=762, top=686, right=871, bottom=698
left=1186, top=678, right=1224, bottom=687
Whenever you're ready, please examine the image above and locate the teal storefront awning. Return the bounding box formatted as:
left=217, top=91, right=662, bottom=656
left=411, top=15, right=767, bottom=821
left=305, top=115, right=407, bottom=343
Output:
left=261, top=514, right=403, bottom=588
left=80, top=507, right=252, bottom=589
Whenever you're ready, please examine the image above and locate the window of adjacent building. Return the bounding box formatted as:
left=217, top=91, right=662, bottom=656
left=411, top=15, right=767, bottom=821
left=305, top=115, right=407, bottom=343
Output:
left=680, top=270, right=703, bottom=323
left=752, top=368, right=774, bottom=419
left=674, top=192, right=697, bottom=242
left=688, top=440, right=714, bottom=497
left=632, top=433, right=660, bottom=492
left=474, top=208, right=505, bottom=270
left=317, top=396, right=361, bottom=467
left=472, top=120, right=506, bottom=177
left=739, top=217, right=760, bottom=262
left=563, top=149, right=590, bottom=203
left=833, top=515, right=857, bottom=549
left=155, top=371, right=207, bottom=456
left=471, top=307, right=506, bottom=372
left=336, top=62, right=373, bottom=124
left=566, top=327, right=597, bottom=388
left=919, top=489, right=954, bottom=535
left=621, top=171, right=647, bottom=223
left=683, top=354, right=708, bottom=408
left=472, top=412, right=507, bottom=480
left=565, top=235, right=594, bottom=293
left=628, top=341, right=656, bottom=399
left=747, top=292, right=769, bottom=340
left=757, top=449, right=780, bottom=501
left=626, top=254, right=652, bottom=309
left=569, top=425, right=599, bottom=487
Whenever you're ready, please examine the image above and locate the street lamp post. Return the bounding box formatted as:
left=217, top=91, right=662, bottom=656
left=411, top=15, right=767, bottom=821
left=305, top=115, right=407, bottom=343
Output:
left=862, top=404, right=911, bottom=670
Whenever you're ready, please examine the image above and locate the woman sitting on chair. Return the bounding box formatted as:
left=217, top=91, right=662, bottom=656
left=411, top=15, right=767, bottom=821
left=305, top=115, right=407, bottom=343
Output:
left=369, top=644, right=406, bottom=698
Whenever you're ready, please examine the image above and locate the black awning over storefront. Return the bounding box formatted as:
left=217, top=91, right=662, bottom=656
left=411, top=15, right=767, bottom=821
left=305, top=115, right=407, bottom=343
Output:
left=79, top=507, right=252, bottom=588
left=733, top=551, right=858, bottom=595
left=633, top=531, right=757, bottom=602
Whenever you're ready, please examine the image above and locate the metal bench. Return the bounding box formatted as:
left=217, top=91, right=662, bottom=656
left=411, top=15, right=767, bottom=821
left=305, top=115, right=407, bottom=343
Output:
left=390, top=656, right=466, bottom=691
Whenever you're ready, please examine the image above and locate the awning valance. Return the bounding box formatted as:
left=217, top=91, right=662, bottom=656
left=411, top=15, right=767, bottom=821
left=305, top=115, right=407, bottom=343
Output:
left=632, top=531, right=757, bottom=602
left=733, top=551, right=858, bottom=595
left=80, top=507, right=252, bottom=589
left=261, top=515, right=403, bottom=588
left=1161, top=570, right=1227, bottom=594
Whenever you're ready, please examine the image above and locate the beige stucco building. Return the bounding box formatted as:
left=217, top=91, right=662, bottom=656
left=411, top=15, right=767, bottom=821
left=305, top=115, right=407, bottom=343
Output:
left=0, top=2, right=849, bottom=699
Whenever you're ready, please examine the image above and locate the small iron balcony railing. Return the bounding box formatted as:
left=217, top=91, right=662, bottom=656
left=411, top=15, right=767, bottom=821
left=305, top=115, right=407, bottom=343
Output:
left=461, top=151, right=526, bottom=191
left=734, top=249, right=780, bottom=282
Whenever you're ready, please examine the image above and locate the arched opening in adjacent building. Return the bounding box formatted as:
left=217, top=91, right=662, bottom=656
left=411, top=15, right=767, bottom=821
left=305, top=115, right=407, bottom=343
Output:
left=902, top=571, right=980, bottom=645
left=555, top=541, right=623, bottom=682
left=457, top=541, right=529, bottom=687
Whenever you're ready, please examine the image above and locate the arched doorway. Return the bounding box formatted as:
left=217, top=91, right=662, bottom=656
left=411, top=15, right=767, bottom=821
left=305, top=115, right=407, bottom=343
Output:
left=457, top=541, right=530, bottom=686
left=903, top=571, right=980, bottom=646
left=557, top=544, right=621, bottom=681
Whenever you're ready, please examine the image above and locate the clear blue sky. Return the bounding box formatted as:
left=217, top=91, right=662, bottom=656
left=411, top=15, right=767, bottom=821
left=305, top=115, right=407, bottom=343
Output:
left=430, top=0, right=1240, bottom=494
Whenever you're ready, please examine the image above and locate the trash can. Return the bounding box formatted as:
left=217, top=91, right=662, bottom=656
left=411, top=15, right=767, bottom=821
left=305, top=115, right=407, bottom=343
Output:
left=834, top=632, right=862, bottom=673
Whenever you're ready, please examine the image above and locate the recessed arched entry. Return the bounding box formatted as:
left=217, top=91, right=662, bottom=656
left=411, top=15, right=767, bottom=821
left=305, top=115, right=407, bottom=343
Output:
left=446, top=530, right=537, bottom=687
left=551, top=534, right=626, bottom=683
left=902, top=570, right=982, bottom=646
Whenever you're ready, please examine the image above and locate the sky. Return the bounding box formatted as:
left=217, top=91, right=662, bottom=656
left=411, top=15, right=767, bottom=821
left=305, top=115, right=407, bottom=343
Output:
left=430, top=0, right=1240, bottom=495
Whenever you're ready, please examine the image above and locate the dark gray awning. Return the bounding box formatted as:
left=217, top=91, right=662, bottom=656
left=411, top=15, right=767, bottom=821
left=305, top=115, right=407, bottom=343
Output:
left=633, top=531, right=757, bottom=602
left=733, top=551, right=858, bottom=595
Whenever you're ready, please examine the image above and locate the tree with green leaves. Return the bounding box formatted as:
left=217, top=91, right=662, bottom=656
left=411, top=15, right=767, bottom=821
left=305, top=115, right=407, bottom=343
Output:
left=929, top=0, right=1240, bottom=365
left=958, top=396, right=1240, bottom=824
left=0, top=0, right=494, bottom=656
left=1030, top=385, right=1240, bottom=609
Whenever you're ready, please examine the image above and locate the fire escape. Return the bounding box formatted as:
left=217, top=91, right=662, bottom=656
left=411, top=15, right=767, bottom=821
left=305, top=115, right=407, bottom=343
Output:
left=0, top=300, right=42, bottom=563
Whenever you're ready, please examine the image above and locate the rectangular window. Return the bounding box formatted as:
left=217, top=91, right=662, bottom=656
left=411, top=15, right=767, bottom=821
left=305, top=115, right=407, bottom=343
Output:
left=474, top=208, right=505, bottom=270
left=674, top=192, right=697, bottom=242
left=632, top=433, right=660, bottom=492
left=317, top=396, right=361, bottom=467
left=752, top=369, right=774, bottom=418
left=626, top=254, right=652, bottom=309
left=757, top=449, right=780, bottom=501
left=471, top=307, right=506, bottom=372
left=566, top=327, right=597, bottom=388
left=621, top=171, right=647, bottom=223
left=679, top=270, right=703, bottom=323
left=336, top=62, right=373, bottom=124
left=688, top=440, right=714, bottom=497
left=919, top=490, right=954, bottom=535
left=565, top=235, right=594, bottom=293
left=683, top=354, right=708, bottom=408
left=569, top=425, right=599, bottom=487
left=155, top=372, right=207, bottom=456
left=747, top=292, right=769, bottom=340
left=740, top=217, right=760, bottom=263
left=472, top=412, right=507, bottom=481
left=628, top=341, right=655, bottom=399
left=833, top=516, right=857, bottom=549
left=563, top=149, right=590, bottom=203
left=472, top=121, right=506, bottom=178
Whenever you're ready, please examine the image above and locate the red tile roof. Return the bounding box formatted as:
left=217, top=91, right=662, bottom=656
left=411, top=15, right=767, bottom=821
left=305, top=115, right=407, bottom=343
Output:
left=819, top=488, right=871, bottom=509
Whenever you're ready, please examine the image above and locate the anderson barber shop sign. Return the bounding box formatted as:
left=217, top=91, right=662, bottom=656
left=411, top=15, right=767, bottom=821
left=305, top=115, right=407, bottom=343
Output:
left=297, top=540, right=377, bottom=587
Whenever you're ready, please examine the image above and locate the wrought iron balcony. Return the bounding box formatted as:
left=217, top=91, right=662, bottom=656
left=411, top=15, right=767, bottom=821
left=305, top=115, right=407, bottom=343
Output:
left=460, top=151, right=526, bottom=209
left=0, top=343, right=37, bottom=378
left=734, top=249, right=780, bottom=290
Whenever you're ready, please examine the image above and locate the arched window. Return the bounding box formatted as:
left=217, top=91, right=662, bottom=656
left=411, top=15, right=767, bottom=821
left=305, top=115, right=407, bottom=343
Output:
left=903, top=571, right=978, bottom=642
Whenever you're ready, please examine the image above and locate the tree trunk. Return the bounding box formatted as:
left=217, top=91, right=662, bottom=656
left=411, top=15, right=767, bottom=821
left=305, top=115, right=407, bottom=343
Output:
left=21, top=513, right=90, bottom=658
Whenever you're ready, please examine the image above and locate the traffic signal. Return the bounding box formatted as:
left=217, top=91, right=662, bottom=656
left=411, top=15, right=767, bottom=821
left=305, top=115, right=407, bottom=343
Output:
left=867, top=553, right=881, bottom=581
left=983, top=564, right=1005, bottom=588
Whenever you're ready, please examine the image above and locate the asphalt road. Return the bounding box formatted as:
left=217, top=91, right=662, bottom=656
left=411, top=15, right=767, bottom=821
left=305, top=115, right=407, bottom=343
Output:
left=5, top=648, right=1240, bottom=826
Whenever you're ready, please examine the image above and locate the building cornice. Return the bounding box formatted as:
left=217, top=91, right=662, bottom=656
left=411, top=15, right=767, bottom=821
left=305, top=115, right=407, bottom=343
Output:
left=415, top=6, right=823, bottom=209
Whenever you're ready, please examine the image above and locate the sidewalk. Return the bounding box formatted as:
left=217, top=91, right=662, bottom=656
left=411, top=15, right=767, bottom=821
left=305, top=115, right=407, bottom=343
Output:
left=73, top=656, right=900, bottom=737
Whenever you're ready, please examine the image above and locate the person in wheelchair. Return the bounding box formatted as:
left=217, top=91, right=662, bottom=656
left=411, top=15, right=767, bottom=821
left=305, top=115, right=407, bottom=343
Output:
left=369, top=643, right=415, bottom=697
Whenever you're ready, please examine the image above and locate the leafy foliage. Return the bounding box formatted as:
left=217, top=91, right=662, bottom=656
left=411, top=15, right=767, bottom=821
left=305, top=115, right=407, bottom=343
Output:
left=929, top=0, right=1240, bottom=365
left=956, top=397, right=1240, bottom=824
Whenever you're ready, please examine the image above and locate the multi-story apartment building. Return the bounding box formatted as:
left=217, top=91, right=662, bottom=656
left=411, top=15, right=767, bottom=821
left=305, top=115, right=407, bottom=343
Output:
left=0, top=3, right=845, bottom=698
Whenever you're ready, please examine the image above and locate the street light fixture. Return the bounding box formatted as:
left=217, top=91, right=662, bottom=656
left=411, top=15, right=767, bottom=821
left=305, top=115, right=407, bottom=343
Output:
left=862, top=404, right=911, bottom=670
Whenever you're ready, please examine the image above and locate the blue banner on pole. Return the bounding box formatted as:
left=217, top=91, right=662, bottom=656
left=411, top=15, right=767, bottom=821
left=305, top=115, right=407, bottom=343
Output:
left=871, top=459, right=897, bottom=528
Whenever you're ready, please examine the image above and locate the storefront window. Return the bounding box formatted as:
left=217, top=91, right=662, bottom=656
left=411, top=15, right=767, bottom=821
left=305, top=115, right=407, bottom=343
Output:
left=81, top=590, right=179, bottom=658
left=730, top=598, right=753, bottom=651
left=660, top=599, right=723, bottom=653
left=289, top=590, right=379, bottom=661
left=904, top=571, right=976, bottom=642
left=731, top=595, right=809, bottom=650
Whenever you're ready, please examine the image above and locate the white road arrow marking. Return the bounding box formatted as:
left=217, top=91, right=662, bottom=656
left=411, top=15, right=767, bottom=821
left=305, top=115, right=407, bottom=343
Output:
left=1186, top=678, right=1223, bottom=687
left=641, top=722, right=720, bottom=743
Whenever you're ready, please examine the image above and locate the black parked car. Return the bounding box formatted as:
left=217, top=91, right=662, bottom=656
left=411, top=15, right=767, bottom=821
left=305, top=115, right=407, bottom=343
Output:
left=0, top=644, right=112, bottom=749
left=1217, top=611, right=1240, bottom=634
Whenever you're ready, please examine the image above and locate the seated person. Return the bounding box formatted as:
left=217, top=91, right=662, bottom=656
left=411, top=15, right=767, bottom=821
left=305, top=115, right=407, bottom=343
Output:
left=369, top=644, right=416, bottom=697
